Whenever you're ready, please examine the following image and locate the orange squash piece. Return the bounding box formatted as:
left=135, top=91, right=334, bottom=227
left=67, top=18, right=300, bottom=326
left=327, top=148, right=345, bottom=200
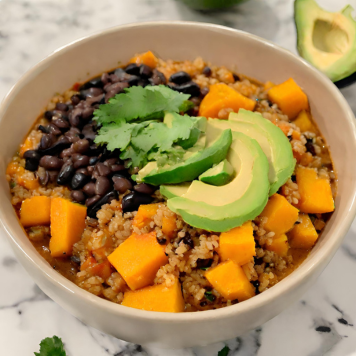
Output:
left=205, top=260, right=255, bottom=301
left=19, top=137, right=35, bottom=157
left=122, top=279, right=185, bottom=313
left=268, top=78, right=309, bottom=119
left=49, top=198, right=87, bottom=257
left=20, top=196, right=51, bottom=227
left=17, top=174, right=40, bottom=190
left=266, top=234, right=289, bottom=256
left=288, top=214, right=318, bottom=249
left=129, top=51, right=158, bottom=68
left=296, top=166, right=334, bottom=213
left=108, top=231, right=168, bottom=290
left=260, top=194, right=299, bottom=235
left=198, top=83, right=256, bottom=119
left=162, top=215, right=177, bottom=239
left=293, top=110, right=318, bottom=134
left=132, top=203, right=159, bottom=229
left=218, top=221, right=256, bottom=266
left=81, top=256, right=112, bottom=280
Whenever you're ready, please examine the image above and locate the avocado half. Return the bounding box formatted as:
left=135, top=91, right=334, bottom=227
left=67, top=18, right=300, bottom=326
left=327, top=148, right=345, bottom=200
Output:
left=295, top=0, right=356, bottom=84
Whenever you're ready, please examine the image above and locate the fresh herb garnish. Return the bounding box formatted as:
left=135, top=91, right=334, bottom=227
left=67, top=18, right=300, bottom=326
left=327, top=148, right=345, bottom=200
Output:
left=34, top=336, right=66, bottom=356
left=94, top=86, right=203, bottom=169
left=204, top=291, right=216, bottom=302
left=218, top=345, right=230, bottom=356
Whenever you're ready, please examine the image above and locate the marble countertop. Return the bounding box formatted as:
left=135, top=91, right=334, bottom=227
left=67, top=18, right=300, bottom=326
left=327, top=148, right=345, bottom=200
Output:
left=1, top=0, right=356, bottom=355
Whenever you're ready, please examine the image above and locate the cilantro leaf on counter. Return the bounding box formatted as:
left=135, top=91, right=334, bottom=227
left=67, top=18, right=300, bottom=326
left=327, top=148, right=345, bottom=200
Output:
left=217, top=345, right=230, bottom=356
left=34, top=336, right=66, bottom=356
left=94, top=85, right=192, bottom=125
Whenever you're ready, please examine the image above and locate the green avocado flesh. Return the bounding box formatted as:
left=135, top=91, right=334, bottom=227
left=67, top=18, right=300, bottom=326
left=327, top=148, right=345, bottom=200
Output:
left=160, top=182, right=190, bottom=199
left=295, top=0, right=356, bottom=82
left=139, top=128, right=232, bottom=185
left=210, top=109, right=295, bottom=195
left=167, top=130, right=270, bottom=232
left=199, top=159, right=234, bottom=186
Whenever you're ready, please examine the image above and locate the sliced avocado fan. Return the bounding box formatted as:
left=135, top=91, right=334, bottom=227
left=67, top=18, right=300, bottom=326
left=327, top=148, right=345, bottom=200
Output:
left=199, top=159, right=234, bottom=186
left=295, top=0, right=356, bottom=82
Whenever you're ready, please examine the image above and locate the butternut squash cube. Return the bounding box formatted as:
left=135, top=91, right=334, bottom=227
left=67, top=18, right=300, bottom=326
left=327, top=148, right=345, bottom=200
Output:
left=260, top=194, right=299, bottom=235
left=268, top=78, right=309, bottom=119
left=266, top=234, right=289, bottom=256
left=161, top=215, right=177, bottom=239
left=108, top=232, right=168, bottom=290
left=129, top=50, right=158, bottom=68
left=205, top=260, right=255, bottom=301
left=218, top=221, right=256, bottom=265
left=198, top=83, right=256, bottom=119
left=132, top=203, right=159, bottom=229
left=49, top=198, right=87, bottom=257
left=20, top=196, right=51, bottom=227
left=288, top=214, right=318, bottom=249
left=296, top=166, right=334, bottom=213
left=293, top=110, right=317, bottom=134
left=122, top=279, right=185, bottom=313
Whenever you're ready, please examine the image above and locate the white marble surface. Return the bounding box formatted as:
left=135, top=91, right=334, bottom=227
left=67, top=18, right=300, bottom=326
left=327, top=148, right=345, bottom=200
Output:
left=1, top=0, right=356, bottom=355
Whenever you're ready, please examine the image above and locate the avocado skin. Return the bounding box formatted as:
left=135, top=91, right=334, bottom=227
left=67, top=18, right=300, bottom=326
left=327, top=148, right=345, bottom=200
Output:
left=334, top=71, right=356, bottom=89
left=142, top=129, right=232, bottom=185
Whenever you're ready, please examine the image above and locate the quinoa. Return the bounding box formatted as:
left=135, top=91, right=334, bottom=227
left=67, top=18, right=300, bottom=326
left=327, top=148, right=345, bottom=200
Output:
left=7, top=54, right=336, bottom=312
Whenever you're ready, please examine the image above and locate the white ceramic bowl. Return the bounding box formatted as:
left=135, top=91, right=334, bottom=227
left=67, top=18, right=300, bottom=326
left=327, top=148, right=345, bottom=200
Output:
left=0, top=22, right=355, bottom=349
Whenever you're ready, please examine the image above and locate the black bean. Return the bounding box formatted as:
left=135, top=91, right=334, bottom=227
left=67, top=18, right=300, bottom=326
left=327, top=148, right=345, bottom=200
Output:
left=37, top=170, right=49, bottom=186
left=169, top=81, right=200, bottom=97
left=196, top=258, right=213, bottom=269
left=149, top=69, right=167, bottom=86
left=70, top=255, right=81, bottom=264
left=157, top=237, right=167, bottom=245
left=55, top=103, right=68, bottom=111
left=267, top=100, right=273, bottom=107
left=121, top=191, right=154, bottom=214
left=25, top=160, right=38, bottom=172
left=254, top=256, right=264, bottom=265
left=71, top=95, right=81, bottom=106
left=79, top=76, right=103, bottom=91
left=139, top=64, right=152, bottom=79
left=82, top=124, right=97, bottom=141
left=113, top=68, right=130, bottom=79
left=82, top=107, right=94, bottom=120
left=96, top=162, right=111, bottom=176
left=86, top=195, right=101, bottom=208
left=87, top=144, right=103, bottom=157
left=48, top=170, right=59, bottom=183
left=169, top=71, right=191, bottom=85
left=39, top=156, right=63, bottom=170
left=202, top=67, right=212, bottom=77
left=233, top=73, right=240, bottom=82
left=38, top=125, right=49, bottom=133
left=251, top=280, right=260, bottom=294
left=112, top=175, right=132, bottom=194
left=95, top=176, right=111, bottom=196
left=23, top=150, right=41, bottom=162
left=73, top=139, right=90, bottom=154
left=65, top=127, right=81, bottom=143
left=86, top=94, right=105, bottom=106
left=306, top=138, right=316, bottom=156
left=71, top=172, right=90, bottom=190
left=44, top=111, right=53, bottom=120
left=89, top=156, right=99, bottom=165
left=110, top=164, right=126, bottom=173
left=104, top=82, right=129, bottom=103
left=39, top=134, right=54, bottom=150
left=40, top=139, right=71, bottom=156
left=53, top=118, right=70, bottom=130
left=101, top=72, right=110, bottom=85
left=291, top=175, right=297, bottom=183
left=87, top=190, right=118, bottom=218
left=200, top=301, right=208, bottom=307
left=125, top=63, right=140, bottom=75
left=73, top=155, right=90, bottom=169
left=71, top=190, right=86, bottom=203
left=133, top=183, right=155, bottom=195
left=57, top=162, right=75, bottom=185
left=80, top=87, right=103, bottom=99
left=76, top=167, right=89, bottom=175
left=83, top=182, right=96, bottom=197
left=201, top=87, right=209, bottom=96
left=178, top=232, right=194, bottom=249
left=127, top=75, right=140, bottom=86
left=60, top=147, right=74, bottom=159
left=137, top=79, right=150, bottom=87
left=46, top=123, right=62, bottom=136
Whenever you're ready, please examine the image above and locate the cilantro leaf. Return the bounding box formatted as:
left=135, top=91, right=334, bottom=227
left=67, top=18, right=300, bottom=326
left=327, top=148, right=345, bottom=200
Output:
left=93, top=85, right=191, bottom=125
left=34, top=336, right=66, bottom=356
left=204, top=291, right=215, bottom=302
left=218, top=346, right=230, bottom=356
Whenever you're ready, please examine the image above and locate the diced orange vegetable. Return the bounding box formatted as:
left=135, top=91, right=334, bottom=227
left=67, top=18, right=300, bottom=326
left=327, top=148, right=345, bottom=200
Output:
left=19, top=137, right=34, bottom=157
left=129, top=51, right=158, bottom=68
left=296, top=166, right=334, bottom=213
left=81, top=256, right=112, bottom=280
left=6, top=162, right=20, bottom=176
left=288, top=214, right=318, bottom=249
left=162, top=215, right=177, bottom=239
left=108, top=232, right=168, bottom=290
left=122, top=279, right=184, bottom=313
left=218, top=221, right=256, bottom=265
left=205, top=260, right=255, bottom=301
left=268, top=78, right=309, bottom=119
left=264, top=81, right=275, bottom=91
left=293, top=110, right=318, bottom=134
left=198, top=83, right=256, bottom=119
left=132, top=203, right=159, bottom=229
left=49, top=198, right=87, bottom=257
left=222, top=71, right=235, bottom=84
left=80, top=256, right=96, bottom=271
left=20, top=196, right=51, bottom=227
left=17, top=175, right=40, bottom=190
left=260, top=194, right=299, bottom=235
left=266, top=234, right=289, bottom=256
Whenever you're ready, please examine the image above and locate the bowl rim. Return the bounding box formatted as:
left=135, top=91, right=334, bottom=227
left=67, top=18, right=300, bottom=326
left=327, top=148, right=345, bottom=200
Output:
left=1, top=20, right=356, bottom=323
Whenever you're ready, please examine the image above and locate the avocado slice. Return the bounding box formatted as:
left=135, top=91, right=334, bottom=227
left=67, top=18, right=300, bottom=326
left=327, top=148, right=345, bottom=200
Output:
left=295, top=0, right=356, bottom=82
left=160, top=182, right=190, bottom=199
left=167, top=131, right=270, bottom=232
left=199, top=159, right=234, bottom=186
left=139, top=128, right=232, bottom=185
left=209, top=109, right=295, bottom=195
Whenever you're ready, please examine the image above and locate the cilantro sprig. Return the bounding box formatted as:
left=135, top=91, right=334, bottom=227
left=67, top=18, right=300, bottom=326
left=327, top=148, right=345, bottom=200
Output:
left=218, top=346, right=230, bottom=356
left=94, top=85, right=202, bottom=169
left=34, top=336, right=66, bottom=356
